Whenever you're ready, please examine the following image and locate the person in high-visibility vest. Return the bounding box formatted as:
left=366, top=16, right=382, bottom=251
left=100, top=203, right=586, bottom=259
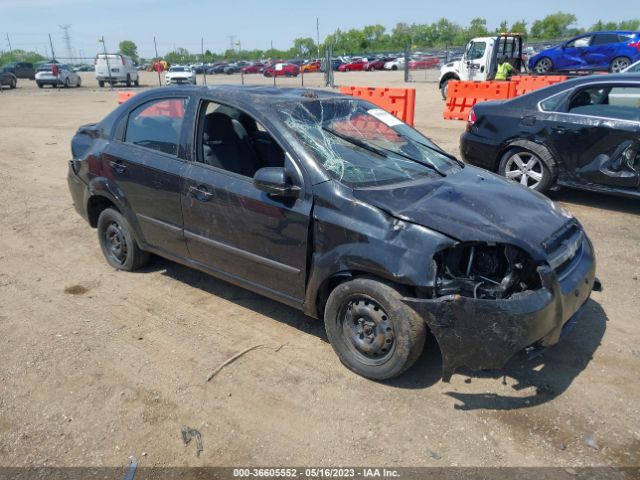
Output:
left=495, top=56, right=514, bottom=81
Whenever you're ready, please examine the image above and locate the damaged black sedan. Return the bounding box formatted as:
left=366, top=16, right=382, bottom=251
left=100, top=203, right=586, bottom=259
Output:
left=461, top=74, right=640, bottom=197
left=67, top=85, right=598, bottom=381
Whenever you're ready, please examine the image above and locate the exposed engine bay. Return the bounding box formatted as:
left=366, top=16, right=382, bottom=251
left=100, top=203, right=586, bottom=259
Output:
left=434, top=243, right=541, bottom=299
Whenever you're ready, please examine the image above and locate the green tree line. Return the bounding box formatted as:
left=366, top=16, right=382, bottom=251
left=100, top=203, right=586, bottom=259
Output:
left=2, top=12, right=639, bottom=67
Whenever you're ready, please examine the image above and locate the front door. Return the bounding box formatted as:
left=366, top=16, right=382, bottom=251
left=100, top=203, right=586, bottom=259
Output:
left=101, top=96, right=191, bottom=256
left=461, top=40, right=488, bottom=81
left=180, top=100, right=312, bottom=304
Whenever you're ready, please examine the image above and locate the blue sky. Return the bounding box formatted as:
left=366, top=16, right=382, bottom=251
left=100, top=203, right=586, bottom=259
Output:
left=0, top=0, right=635, bottom=59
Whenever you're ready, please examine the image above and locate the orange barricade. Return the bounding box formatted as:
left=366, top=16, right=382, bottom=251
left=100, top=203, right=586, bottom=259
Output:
left=339, top=86, right=416, bottom=126
left=511, top=75, right=568, bottom=97
left=443, top=80, right=513, bottom=120
left=117, top=91, right=137, bottom=104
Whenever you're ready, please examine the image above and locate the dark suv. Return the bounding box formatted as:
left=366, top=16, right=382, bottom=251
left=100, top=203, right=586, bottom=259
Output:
left=0, top=62, right=35, bottom=79
left=67, top=86, right=598, bottom=382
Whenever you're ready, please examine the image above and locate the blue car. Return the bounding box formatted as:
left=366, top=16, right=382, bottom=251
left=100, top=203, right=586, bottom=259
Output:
left=529, top=31, right=640, bottom=74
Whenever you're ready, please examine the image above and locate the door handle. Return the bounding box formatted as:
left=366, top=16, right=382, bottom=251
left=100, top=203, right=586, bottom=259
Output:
left=188, top=185, right=213, bottom=201
left=108, top=160, right=126, bottom=174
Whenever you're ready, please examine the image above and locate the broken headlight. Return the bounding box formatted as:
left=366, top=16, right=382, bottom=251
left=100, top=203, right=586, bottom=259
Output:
left=434, top=243, right=541, bottom=300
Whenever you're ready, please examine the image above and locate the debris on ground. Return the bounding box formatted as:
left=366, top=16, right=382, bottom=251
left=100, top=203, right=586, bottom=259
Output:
left=582, top=432, right=599, bottom=450
left=426, top=448, right=441, bottom=460
left=181, top=426, right=203, bottom=457
left=206, top=344, right=265, bottom=382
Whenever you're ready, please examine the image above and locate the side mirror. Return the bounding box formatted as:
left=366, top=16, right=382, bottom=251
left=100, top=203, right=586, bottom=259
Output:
left=253, top=167, right=300, bottom=198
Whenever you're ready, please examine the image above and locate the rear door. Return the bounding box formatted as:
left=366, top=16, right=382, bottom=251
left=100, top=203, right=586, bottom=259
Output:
left=588, top=33, right=624, bottom=69
left=101, top=96, right=193, bottom=256
left=542, top=83, right=640, bottom=190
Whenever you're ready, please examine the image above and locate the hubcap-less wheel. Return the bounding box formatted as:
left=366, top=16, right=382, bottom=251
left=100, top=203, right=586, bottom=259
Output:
left=104, top=221, right=128, bottom=266
left=535, top=58, right=552, bottom=73
left=505, top=151, right=544, bottom=189
left=339, top=297, right=395, bottom=365
left=611, top=57, right=630, bottom=73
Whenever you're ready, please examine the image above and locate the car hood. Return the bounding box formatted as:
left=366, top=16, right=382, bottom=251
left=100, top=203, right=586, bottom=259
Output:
left=167, top=71, right=192, bottom=77
left=353, top=166, right=572, bottom=260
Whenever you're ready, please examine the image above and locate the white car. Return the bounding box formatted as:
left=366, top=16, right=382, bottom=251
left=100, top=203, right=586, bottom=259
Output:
left=165, top=66, right=196, bottom=85
left=384, top=57, right=405, bottom=70
left=95, top=54, right=139, bottom=87
left=35, top=63, right=81, bottom=88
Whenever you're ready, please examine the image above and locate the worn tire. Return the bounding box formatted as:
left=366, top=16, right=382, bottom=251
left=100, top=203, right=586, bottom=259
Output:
left=97, top=208, right=150, bottom=271
left=498, top=144, right=554, bottom=193
left=324, top=278, right=426, bottom=381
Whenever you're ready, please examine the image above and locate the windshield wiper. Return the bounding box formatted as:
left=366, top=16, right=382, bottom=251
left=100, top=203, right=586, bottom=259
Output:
left=322, top=126, right=446, bottom=177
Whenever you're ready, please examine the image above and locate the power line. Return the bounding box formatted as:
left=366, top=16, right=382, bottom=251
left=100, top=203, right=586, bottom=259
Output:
left=59, top=24, right=73, bottom=61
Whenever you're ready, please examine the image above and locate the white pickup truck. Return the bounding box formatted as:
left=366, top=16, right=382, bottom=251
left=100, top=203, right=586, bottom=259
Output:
left=438, top=34, right=526, bottom=99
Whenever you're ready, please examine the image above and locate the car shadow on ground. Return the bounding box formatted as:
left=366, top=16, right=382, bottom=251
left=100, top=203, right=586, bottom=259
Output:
left=442, top=299, right=607, bottom=410
left=147, top=257, right=329, bottom=342
left=145, top=258, right=606, bottom=404
left=549, top=189, right=640, bottom=215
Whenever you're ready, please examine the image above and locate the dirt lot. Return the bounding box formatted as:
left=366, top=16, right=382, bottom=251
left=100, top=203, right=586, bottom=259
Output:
left=0, top=70, right=639, bottom=469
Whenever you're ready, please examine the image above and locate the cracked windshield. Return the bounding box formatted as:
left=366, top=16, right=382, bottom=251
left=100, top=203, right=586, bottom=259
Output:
left=281, top=100, right=462, bottom=187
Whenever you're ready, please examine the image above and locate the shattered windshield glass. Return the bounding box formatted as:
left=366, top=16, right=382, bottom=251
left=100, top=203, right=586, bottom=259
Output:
left=279, top=99, right=461, bottom=188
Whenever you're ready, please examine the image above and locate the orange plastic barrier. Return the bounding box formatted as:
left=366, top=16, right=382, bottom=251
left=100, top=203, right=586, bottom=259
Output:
left=339, top=86, right=416, bottom=126
left=511, top=75, right=568, bottom=97
left=117, top=91, right=137, bottom=104
left=443, top=81, right=513, bottom=120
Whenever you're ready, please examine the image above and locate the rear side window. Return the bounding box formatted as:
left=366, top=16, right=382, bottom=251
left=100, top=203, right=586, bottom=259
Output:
left=567, top=86, right=640, bottom=121
left=124, top=98, right=189, bottom=156
left=591, top=33, right=622, bottom=46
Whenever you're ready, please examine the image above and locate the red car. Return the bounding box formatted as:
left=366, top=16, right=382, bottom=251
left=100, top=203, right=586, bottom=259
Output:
left=263, top=63, right=300, bottom=77
left=366, top=57, right=395, bottom=71
left=408, top=56, right=440, bottom=70
left=241, top=63, right=265, bottom=74
left=338, top=58, right=369, bottom=72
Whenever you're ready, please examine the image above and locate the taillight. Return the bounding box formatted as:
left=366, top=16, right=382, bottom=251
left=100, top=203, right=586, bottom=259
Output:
left=467, top=108, right=477, bottom=130
left=629, top=41, right=640, bottom=50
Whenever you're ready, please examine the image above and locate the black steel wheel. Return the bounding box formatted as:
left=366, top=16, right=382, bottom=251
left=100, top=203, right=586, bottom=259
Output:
left=97, top=208, right=150, bottom=271
left=325, top=278, right=426, bottom=380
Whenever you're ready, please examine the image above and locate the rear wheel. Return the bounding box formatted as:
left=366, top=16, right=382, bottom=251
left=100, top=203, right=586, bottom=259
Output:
left=98, top=80, right=105, bottom=87
left=64, top=78, right=70, bottom=88
left=391, top=65, right=398, bottom=71
left=97, top=208, right=150, bottom=271
left=609, top=56, right=631, bottom=73
left=126, top=74, right=131, bottom=87
left=134, top=77, right=139, bottom=87
left=76, top=76, right=82, bottom=87
left=499, top=148, right=552, bottom=192
left=10, top=78, right=16, bottom=89
left=534, top=57, right=553, bottom=73
left=324, top=278, right=426, bottom=380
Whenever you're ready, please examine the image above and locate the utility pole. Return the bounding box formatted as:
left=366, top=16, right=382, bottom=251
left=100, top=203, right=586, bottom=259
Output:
left=6, top=33, right=12, bottom=55
left=316, top=18, right=320, bottom=58
left=59, top=24, right=73, bottom=62
left=99, top=36, right=112, bottom=89
left=48, top=33, right=56, bottom=61
left=153, top=36, right=162, bottom=87
left=227, top=35, right=236, bottom=52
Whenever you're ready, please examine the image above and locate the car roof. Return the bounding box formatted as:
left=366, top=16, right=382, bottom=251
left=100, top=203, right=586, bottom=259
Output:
left=510, top=73, right=640, bottom=105
left=130, top=85, right=346, bottom=114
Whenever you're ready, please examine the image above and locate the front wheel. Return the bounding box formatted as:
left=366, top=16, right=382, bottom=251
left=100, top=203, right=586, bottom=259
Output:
left=609, top=56, right=631, bottom=73
left=76, top=76, right=82, bottom=87
left=126, top=74, right=131, bottom=87
left=534, top=57, right=553, bottom=73
left=37, top=82, right=43, bottom=88
left=97, top=208, right=150, bottom=271
left=98, top=80, right=105, bottom=87
left=10, top=78, right=16, bottom=89
left=440, top=79, right=452, bottom=100
left=499, top=148, right=552, bottom=192
left=324, top=278, right=426, bottom=380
